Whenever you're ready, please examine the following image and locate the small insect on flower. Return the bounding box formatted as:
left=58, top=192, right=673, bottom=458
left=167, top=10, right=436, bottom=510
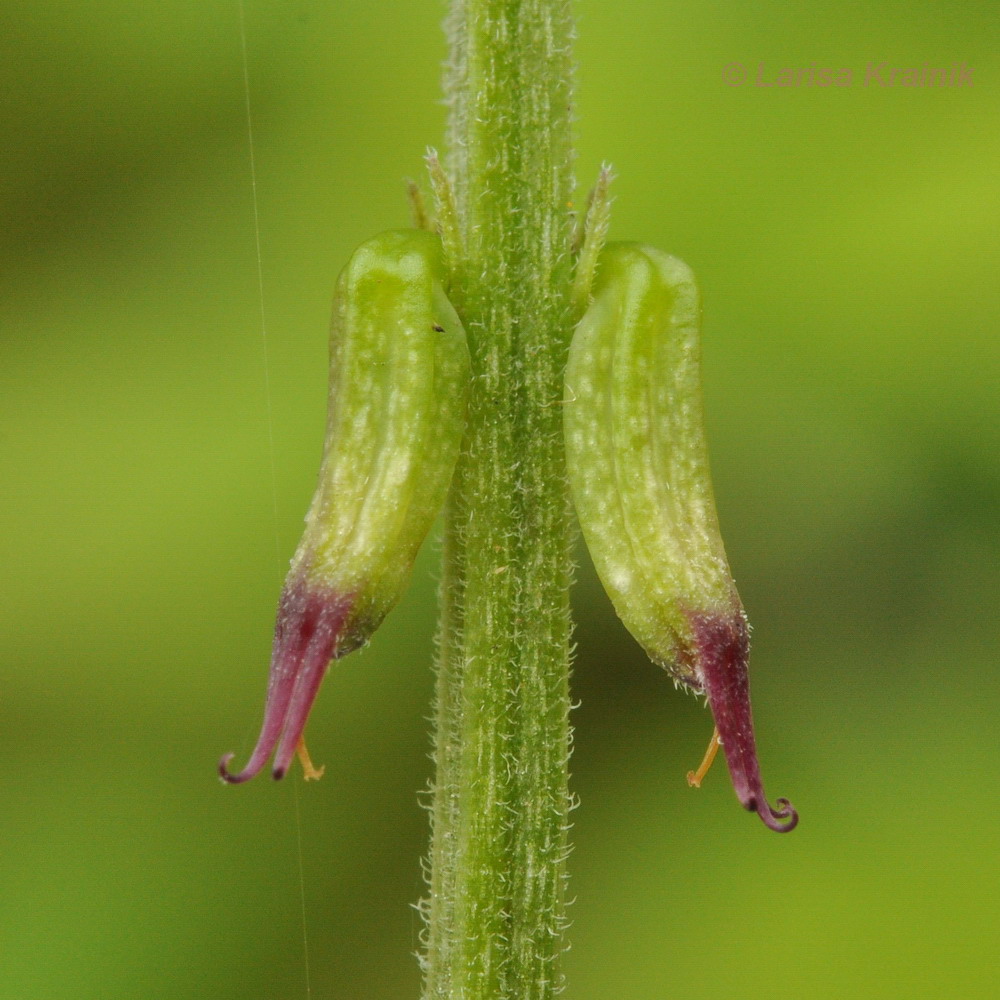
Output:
left=564, top=241, right=797, bottom=831
left=220, top=230, right=470, bottom=783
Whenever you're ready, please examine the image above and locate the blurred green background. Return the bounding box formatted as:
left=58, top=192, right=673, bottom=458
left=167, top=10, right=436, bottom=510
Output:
left=2, top=1, right=998, bottom=997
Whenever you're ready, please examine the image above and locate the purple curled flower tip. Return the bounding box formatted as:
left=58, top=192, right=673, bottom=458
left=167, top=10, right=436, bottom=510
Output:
left=219, top=576, right=352, bottom=785
left=688, top=610, right=798, bottom=833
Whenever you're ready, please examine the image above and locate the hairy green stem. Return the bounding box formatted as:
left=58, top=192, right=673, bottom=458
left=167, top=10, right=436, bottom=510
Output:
left=420, top=2, right=577, bottom=998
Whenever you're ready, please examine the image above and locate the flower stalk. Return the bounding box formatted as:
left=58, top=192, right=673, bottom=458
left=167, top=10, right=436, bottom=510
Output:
left=419, top=2, right=577, bottom=998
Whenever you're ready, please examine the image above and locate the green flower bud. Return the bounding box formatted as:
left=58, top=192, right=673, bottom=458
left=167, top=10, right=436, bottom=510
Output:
left=565, top=242, right=797, bottom=831
left=221, top=230, right=470, bottom=783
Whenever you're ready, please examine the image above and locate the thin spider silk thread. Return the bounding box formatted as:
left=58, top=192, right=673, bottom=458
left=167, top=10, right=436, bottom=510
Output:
left=237, top=2, right=314, bottom=995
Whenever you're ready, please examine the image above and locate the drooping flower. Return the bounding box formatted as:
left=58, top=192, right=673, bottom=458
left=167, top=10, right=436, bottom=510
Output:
left=220, top=230, right=470, bottom=783
left=564, top=239, right=797, bottom=831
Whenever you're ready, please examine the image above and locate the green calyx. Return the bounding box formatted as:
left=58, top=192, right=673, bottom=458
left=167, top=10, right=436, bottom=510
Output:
left=292, top=228, right=471, bottom=651
left=565, top=241, right=740, bottom=687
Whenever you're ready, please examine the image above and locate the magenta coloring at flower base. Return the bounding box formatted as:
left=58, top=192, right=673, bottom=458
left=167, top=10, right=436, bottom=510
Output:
left=220, top=577, right=353, bottom=783
left=687, top=610, right=797, bottom=832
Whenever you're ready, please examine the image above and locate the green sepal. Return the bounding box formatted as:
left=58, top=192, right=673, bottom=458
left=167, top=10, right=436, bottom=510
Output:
left=294, top=229, right=471, bottom=652
left=565, top=241, right=736, bottom=686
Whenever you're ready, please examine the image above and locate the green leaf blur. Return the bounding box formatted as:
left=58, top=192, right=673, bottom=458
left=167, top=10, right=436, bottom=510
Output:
left=2, top=2, right=997, bottom=997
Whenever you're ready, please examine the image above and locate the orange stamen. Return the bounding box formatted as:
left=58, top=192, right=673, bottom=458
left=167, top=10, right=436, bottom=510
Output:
left=295, top=735, right=326, bottom=781
left=686, top=726, right=721, bottom=788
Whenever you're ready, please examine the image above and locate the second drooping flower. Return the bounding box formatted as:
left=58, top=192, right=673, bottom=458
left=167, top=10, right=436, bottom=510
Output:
left=564, top=239, right=797, bottom=832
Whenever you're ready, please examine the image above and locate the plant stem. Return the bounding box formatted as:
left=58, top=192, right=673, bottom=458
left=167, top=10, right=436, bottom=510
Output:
left=420, top=2, right=577, bottom=998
